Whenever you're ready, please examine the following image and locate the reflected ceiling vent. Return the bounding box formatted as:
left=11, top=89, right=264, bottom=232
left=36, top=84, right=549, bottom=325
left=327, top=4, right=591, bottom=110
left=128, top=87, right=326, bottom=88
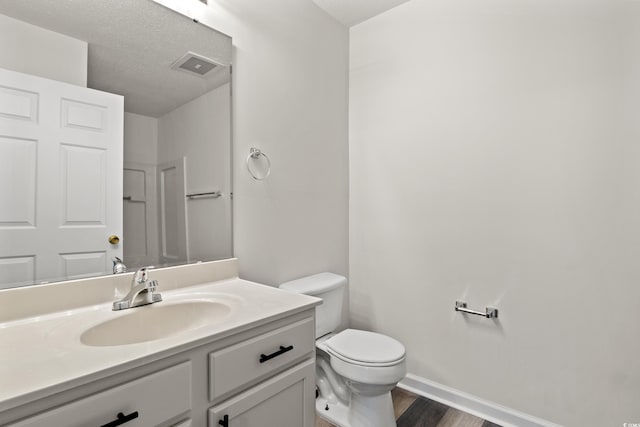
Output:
left=171, top=52, right=222, bottom=78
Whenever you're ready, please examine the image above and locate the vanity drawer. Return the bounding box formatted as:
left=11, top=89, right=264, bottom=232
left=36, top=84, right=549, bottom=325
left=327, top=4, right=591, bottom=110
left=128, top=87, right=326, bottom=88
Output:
left=10, top=362, right=191, bottom=427
left=209, top=316, right=315, bottom=400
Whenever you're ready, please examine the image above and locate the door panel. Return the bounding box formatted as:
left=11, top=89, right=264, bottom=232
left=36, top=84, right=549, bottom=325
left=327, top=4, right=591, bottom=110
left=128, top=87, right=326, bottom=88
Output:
left=60, top=143, right=107, bottom=225
left=59, top=251, right=107, bottom=279
left=0, top=256, right=35, bottom=287
left=0, top=85, right=38, bottom=121
left=0, top=135, right=36, bottom=226
left=61, top=98, right=106, bottom=131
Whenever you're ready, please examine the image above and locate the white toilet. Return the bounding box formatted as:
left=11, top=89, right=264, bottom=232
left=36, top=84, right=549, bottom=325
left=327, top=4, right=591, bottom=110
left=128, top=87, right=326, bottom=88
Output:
left=280, top=272, right=406, bottom=427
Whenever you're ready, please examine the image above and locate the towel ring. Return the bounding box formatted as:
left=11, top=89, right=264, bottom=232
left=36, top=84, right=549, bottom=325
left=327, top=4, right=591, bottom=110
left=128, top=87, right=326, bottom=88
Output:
left=246, top=147, right=271, bottom=180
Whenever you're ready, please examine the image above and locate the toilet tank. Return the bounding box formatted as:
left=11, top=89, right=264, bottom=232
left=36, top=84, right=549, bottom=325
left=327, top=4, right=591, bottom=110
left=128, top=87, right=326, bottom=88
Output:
left=279, top=272, right=346, bottom=338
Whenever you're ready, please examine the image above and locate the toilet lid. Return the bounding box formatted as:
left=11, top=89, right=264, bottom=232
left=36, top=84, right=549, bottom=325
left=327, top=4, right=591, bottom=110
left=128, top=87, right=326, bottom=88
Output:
left=324, top=329, right=405, bottom=366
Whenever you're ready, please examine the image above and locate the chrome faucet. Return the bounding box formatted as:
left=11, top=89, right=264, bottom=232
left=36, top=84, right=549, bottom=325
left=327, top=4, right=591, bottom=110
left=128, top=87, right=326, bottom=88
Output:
left=112, top=257, right=127, bottom=274
left=112, top=267, right=162, bottom=311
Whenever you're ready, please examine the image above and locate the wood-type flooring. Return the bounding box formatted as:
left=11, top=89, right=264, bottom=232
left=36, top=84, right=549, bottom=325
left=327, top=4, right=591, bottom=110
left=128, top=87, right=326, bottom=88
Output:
left=315, top=388, right=502, bottom=427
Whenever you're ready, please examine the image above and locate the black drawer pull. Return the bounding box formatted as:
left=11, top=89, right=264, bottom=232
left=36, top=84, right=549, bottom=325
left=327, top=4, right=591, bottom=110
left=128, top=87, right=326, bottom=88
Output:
left=219, top=414, right=229, bottom=427
left=101, top=411, right=139, bottom=427
left=259, top=345, right=294, bottom=363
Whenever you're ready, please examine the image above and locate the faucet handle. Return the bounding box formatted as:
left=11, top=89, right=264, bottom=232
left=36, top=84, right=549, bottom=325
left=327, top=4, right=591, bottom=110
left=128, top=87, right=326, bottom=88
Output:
left=112, top=257, right=127, bottom=274
left=133, top=266, right=155, bottom=283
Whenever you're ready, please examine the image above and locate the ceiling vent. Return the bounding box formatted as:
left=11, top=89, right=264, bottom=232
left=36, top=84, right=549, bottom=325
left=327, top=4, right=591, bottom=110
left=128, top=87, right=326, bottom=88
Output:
left=171, top=52, right=222, bottom=78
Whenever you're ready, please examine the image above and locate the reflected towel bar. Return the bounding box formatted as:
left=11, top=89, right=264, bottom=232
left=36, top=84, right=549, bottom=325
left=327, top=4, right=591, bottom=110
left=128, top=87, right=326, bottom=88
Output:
left=186, top=191, right=222, bottom=199
left=455, top=301, right=498, bottom=319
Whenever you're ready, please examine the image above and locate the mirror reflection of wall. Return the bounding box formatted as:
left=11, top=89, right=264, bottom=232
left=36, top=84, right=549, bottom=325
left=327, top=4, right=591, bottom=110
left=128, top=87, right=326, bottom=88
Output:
left=123, top=80, right=231, bottom=269
left=0, top=1, right=232, bottom=289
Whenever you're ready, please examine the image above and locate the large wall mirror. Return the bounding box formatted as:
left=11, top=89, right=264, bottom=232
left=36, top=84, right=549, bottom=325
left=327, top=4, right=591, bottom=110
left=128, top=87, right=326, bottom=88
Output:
left=0, top=0, right=233, bottom=289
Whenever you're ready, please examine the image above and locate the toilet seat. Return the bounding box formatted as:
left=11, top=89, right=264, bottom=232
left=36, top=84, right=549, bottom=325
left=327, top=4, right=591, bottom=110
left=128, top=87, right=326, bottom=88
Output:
left=324, top=329, right=406, bottom=367
left=323, top=330, right=407, bottom=386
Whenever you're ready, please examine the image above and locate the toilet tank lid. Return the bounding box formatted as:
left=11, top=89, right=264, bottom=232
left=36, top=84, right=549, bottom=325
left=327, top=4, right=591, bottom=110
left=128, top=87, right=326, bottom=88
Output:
left=279, top=272, right=346, bottom=296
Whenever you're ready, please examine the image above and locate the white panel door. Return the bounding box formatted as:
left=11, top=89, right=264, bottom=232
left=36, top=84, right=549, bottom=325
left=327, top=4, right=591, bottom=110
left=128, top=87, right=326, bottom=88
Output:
left=0, top=67, right=123, bottom=287
left=158, top=158, right=188, bottom=265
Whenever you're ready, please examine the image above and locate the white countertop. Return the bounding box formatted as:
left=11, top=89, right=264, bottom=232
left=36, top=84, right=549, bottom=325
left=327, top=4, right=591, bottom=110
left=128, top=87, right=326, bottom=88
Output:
left=0, top=262, right=320, bottom=414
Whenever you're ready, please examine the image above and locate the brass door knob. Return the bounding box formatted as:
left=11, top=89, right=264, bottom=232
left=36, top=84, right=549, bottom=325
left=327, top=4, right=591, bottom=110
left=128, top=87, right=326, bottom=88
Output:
left=108, top=235, right=120, bottom=245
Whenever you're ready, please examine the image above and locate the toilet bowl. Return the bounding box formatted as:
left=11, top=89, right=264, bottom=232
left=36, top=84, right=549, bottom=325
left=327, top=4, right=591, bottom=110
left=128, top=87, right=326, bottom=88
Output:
left=279, top=273, right=406, bottom=427
left=319, top=329, right=406, bottom=427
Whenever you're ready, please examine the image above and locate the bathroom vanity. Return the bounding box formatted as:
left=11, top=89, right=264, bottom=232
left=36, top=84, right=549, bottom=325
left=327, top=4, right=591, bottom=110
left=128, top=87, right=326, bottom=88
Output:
left=0, top=259, right=320, bottom=427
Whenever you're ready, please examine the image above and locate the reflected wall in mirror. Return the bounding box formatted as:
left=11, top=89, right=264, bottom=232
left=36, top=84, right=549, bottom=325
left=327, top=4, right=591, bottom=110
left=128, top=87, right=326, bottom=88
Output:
left=0, top=0, right=233, bottom=289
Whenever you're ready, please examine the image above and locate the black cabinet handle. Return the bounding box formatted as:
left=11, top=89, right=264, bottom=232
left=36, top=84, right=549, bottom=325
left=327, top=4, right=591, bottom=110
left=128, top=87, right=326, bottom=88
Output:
left=219, top=414, right=229, bottom=427
left=259, top=345, right=294, bottom=363
left=100, top=411, right=139, bottom=427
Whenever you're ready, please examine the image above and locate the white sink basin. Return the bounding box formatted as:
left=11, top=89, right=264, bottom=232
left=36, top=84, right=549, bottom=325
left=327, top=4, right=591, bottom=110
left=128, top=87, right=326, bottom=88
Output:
left=80, top=299, right=232, bottom=346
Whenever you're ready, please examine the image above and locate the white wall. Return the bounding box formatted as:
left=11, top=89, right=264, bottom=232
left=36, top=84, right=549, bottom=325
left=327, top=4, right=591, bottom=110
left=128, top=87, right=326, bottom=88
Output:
left=158, top=83, right=232, bottom=262
left=0, top=14, right=87, bottom=86
left=124, top=113, right=158, bottom=165
left=152, top=0, right=350, bottom=286
left=350, top=0, right=640, bottom=426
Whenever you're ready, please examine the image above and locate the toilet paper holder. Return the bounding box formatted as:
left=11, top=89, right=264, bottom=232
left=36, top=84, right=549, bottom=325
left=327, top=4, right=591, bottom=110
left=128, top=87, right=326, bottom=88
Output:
left=455, top=301, right=498, bottom=319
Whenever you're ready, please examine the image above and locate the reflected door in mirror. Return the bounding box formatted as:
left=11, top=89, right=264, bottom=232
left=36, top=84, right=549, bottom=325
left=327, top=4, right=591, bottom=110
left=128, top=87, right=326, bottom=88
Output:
left=123, top=162, right=158, bottom=267
left=0, top=68, right=123, bottom=288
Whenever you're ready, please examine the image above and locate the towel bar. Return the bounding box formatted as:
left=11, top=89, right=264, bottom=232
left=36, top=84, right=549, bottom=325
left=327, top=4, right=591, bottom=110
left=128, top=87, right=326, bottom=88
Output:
left=186, top=191, right=222, bottom=199
left=455, top=301, right=498, bottom=319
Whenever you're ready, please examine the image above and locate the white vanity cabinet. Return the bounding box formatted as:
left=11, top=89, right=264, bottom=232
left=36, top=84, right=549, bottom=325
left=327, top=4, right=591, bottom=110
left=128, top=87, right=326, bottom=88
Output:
left=2, top=310, right=317, bottom=427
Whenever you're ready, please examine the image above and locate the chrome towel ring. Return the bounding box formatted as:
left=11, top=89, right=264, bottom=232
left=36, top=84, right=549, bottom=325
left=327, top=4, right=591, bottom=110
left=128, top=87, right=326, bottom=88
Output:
left=246, top=147, right=271, bottom=180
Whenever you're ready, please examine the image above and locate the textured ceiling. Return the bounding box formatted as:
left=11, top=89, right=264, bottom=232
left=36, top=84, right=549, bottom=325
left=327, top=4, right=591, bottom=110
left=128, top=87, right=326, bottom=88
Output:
left=313, top=0, right=412, bottom=27
left=0, top=0, right=231, bottom=117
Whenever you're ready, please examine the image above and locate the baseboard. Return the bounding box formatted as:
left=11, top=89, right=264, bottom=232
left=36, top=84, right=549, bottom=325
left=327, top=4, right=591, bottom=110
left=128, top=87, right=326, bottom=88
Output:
left=398, top=374, right=562, bottom=427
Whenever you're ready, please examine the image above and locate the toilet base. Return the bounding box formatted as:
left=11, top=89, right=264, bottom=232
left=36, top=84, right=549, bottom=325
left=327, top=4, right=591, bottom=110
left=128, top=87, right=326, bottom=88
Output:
left=315, top=390, right=397, bottom=427
left=316, top=396, right=351, bottom=427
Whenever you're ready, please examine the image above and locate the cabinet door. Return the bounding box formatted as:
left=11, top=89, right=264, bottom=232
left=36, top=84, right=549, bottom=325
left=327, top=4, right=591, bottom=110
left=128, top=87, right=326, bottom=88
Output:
left=209, top=359, right=315, bottom=427
left=9, top=362, right=191, bottom=427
